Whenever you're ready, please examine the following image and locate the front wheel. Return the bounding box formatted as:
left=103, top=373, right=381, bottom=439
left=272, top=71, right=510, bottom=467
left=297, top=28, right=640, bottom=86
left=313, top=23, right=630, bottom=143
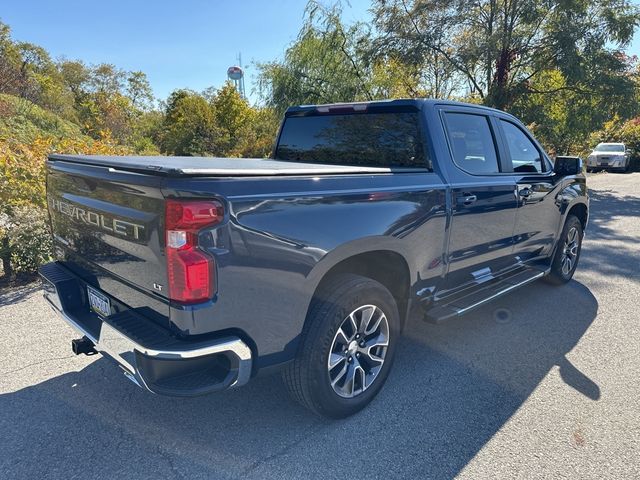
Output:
left=545, top=215, right=583, bottom=285
left=283, top=274, right=400, bottom=418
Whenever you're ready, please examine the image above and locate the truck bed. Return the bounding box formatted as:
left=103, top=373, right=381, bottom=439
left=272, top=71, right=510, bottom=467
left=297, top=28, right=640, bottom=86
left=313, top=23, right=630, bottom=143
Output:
left=48, top=154, right=426, bottom=177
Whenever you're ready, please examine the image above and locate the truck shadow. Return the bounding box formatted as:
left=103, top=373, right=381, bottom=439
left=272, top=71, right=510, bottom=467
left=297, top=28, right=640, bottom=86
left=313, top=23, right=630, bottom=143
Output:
left=0, top=280, right=598, bottom=479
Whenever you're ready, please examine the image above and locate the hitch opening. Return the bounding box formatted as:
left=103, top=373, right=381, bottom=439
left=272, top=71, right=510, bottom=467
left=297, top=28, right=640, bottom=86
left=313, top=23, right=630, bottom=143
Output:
left=72, top=336, right=97, bottom=356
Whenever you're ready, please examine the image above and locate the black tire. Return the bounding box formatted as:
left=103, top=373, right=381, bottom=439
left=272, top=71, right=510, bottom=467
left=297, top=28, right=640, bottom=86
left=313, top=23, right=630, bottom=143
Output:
left=283, top=274, right=400, bottom=418
left=545, top=215, right=583, bottom=285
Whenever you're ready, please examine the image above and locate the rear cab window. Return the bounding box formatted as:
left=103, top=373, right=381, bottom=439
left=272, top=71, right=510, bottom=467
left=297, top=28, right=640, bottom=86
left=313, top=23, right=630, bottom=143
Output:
left=274, top=110, right=431, bottom=171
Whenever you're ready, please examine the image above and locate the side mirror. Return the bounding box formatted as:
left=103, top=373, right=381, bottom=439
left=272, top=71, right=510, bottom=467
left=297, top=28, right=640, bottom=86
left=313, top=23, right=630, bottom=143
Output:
left=554, top=156, right=582, bottom=176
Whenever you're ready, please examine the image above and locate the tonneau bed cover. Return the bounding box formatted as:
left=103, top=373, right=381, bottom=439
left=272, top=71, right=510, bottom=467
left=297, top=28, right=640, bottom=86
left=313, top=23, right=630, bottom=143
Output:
left=48, top=154, right=426, bottom=177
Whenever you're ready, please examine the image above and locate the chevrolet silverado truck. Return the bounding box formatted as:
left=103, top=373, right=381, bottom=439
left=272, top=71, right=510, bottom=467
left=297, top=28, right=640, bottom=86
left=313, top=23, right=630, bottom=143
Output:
left=39, top=99, right=588, bottom=418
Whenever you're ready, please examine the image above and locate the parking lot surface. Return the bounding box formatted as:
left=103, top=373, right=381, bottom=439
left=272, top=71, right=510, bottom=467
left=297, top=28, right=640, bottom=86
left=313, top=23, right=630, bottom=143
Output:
left=1, top=172, right=639, bottom=479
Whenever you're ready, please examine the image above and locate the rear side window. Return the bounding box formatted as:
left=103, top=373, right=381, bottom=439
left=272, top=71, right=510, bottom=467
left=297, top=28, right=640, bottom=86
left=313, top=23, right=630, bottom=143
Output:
left=500, top=120, right=543, bottom=173
left=444, top=112, right=499, bottom=175
left=274, top=112, right=429, bottom=169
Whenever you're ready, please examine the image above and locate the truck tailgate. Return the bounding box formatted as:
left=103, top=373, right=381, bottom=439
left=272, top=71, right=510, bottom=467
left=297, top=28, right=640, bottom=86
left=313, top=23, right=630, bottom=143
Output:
left=46, top=158, right=169, bottom=315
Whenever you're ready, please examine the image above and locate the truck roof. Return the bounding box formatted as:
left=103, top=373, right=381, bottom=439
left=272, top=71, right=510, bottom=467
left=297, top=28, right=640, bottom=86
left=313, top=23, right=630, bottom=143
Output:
left=285, top=98, right=508, bottom=117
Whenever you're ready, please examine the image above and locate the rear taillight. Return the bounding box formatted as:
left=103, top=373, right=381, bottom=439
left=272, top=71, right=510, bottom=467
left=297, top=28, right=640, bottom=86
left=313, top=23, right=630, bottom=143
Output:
left=165, top=199, right=224, bottom=303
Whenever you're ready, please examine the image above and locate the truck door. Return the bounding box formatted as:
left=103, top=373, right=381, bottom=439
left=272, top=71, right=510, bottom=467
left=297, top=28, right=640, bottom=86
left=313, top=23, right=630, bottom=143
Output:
left=496, top=118, right=559, bottom=262
left=440, top=110, right=519, bottom=291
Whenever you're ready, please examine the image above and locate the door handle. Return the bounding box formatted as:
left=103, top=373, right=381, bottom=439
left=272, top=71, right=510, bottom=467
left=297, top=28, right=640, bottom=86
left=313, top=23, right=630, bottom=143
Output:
left=518, top=187, right=532, bottom=197
left=457, top=194, right=477, bottom=206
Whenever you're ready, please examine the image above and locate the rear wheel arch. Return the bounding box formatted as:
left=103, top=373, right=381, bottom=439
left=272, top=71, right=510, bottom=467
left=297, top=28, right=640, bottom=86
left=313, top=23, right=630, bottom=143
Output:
left=310, top=250, right=411, bottom=329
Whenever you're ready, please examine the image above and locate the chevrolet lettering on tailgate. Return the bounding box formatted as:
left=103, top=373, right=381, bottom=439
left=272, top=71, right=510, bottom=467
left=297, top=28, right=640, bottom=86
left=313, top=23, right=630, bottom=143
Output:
left=50, top=198, right=145, bottom=240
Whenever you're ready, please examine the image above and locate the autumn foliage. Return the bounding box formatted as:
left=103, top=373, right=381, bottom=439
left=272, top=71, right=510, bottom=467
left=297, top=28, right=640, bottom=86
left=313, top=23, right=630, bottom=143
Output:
left=0, top=19, right=279, bottom=279
left=0, top=132, right=132, bottom=277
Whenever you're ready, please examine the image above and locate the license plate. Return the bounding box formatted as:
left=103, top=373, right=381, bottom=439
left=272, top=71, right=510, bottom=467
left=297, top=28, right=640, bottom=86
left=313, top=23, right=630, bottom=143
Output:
left=87, top=286, right=111, bottom=317
left=600, top=162, right=608, bottom=166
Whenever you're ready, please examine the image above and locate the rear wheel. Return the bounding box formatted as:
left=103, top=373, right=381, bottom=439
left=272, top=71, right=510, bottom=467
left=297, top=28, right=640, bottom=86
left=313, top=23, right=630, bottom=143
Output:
left=283, top=274, right=400, bottom=418
left=545, top=215, right=583, bottom=285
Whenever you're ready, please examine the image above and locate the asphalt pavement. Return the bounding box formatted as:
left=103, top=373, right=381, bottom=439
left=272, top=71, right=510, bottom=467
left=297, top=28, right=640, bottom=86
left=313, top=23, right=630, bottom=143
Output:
left=1, top=172, right=639, bottom=479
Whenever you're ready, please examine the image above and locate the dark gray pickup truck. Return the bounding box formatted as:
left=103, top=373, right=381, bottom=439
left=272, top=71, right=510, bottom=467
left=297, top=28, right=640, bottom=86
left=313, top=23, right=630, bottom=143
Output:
left=39, top=99, right=588, bottom=418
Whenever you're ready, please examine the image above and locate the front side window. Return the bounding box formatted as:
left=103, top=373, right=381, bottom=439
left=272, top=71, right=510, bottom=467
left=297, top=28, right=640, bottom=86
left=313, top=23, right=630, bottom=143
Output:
left=500, top=120, right=543, bottom=173
left=274, top=112, right=429, bottom=170
left=444, top=112, right=499, bottom=175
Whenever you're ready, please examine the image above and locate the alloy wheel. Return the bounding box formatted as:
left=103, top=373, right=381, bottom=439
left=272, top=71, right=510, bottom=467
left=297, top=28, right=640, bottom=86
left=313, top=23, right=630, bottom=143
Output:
left=327, top=304, right=390, bottom=398
left=561, top=226, right=579, bottom=276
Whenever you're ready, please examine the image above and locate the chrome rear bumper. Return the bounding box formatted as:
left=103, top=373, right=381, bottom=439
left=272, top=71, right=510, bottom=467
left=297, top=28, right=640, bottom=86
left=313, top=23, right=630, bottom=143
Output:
left=39, top=262, right=252, bottom=396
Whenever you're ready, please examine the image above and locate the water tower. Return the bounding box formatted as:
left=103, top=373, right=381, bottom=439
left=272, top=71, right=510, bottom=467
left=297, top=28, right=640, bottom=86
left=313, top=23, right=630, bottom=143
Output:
left=227, top=53, right=246, bottom=99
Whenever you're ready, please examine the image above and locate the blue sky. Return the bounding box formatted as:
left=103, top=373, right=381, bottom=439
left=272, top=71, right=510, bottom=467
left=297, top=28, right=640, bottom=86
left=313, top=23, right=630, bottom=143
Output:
left=1, top=0, right=370, bottom=103
left=2, top=0, right=640, bottom=104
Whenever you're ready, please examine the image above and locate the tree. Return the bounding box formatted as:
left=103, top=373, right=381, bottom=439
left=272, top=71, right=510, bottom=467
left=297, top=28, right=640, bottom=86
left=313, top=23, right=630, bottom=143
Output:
left=372, top=0, right=640, bottom=110
left=211, top=82, right=256, bottom=154
left=0, top=134, right=132, bottom=277
left=14, top=42, right=51, bottom=102
left=369, top=57, right=431, bottom=98
left=510, top=53, right=640, bottom=153
left=257, top=2, right=374, bottom=114
left=157, top=84, right=277, bottom=158
left=129, top=109, right=163, bottom=154
left=0, top=22, right=22, bottom=94
left=59, top=59, right=91, bottom=100
left=232, top=106, right=280, bottom=158
left=126, top=71, right=154, bottom=111
left=369, top=0, right=461, bottom=98
left=159, top=89, right=219, bottom=156
left=90, top=63, right=124, bottom=95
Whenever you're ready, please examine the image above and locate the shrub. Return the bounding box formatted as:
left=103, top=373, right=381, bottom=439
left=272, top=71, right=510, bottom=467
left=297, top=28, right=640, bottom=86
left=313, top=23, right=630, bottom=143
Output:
left=1, top=207, right=53, bottom=274
left=0, top=133, right=132, bottom=277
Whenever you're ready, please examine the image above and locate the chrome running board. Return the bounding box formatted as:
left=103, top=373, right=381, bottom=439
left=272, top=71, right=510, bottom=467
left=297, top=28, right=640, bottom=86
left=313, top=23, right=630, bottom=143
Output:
left=424, top=266, right=549, bottom=324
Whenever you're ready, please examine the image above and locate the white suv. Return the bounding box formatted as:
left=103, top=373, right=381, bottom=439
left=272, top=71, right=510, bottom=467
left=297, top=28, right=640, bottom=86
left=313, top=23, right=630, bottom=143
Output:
left=586, top=143, right=631, bottom=172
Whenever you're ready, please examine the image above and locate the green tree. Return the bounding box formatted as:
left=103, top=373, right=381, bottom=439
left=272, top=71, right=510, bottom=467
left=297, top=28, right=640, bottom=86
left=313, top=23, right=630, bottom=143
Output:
left=0, top=21, right=20, bottom=93
left=126, top=71, right=154, bottom=111
left=159, top=89, right=219, bottom=156
left=510, top=53, right=640, bottom=153
left=372, top=0, right=640, bottom=109
left=129, top=109, right=163, bottom=154
left=257, top=2, right=374, bottom=114
left=59, top=59, right=91, bottom=100
left=369, top=0, right=461, bottom=98
left=211, top=82, right=256, bottom=154
left=90, top=63, right=124, bottom=95
left=235, top=106, right=280, bottom=158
